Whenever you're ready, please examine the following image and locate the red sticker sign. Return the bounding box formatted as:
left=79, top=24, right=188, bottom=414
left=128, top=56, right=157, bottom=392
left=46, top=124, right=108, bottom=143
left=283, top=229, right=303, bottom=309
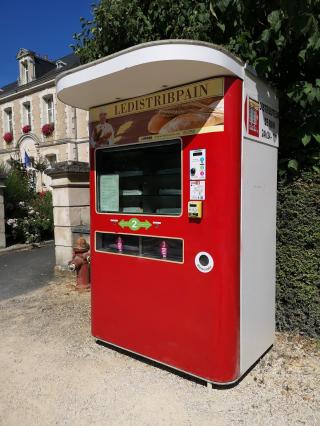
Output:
left=248, top=98, right=259, bottom=137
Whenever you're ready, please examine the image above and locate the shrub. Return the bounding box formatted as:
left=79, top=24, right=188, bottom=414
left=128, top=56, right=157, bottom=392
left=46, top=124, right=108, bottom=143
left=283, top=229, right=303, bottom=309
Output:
left=31, top=191, right=54, bottom=240
left=4, top=160, right=53, bottom=244
left=7, top=195, right=53, bottom=243
left=4, top=166, right=33, bottom=212
left=276, top=171, right=320, bottom=337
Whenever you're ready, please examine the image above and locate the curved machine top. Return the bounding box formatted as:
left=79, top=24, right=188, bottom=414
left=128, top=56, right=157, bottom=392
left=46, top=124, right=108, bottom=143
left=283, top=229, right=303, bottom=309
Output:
left=56, top=40, right=249, bottom=110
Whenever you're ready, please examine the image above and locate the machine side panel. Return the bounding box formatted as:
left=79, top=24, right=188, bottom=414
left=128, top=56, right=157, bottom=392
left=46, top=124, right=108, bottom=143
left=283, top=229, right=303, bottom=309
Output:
left=240, top=74, right=279, bottom=374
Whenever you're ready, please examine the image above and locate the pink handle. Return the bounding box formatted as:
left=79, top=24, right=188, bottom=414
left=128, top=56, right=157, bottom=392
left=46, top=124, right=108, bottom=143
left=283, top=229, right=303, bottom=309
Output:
left=116, top=236, right=123, bottom=252
left=160, top=241, right=168, bottom=258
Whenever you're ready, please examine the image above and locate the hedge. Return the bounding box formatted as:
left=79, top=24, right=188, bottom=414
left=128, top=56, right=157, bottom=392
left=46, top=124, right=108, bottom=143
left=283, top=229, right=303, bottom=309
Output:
left=276, top=171, right=320, bottom=337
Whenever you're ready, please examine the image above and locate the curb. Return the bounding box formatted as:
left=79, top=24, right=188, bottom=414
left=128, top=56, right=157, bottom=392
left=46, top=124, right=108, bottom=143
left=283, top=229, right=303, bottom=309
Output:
left=0, top=239, right=54, bottom=255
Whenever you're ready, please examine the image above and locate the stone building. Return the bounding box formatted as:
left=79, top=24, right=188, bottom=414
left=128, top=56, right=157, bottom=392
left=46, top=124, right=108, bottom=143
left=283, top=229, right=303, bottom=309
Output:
left=0, top=48, right=89, bottom=191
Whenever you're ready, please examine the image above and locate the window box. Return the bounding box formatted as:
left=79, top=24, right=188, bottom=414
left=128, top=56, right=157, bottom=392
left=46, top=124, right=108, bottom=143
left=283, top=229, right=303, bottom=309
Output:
left=42, top=123, right=54, bottom=137
left=22, top=124, right=31, bottom=134
left=3, top=132, right=13, bottom=143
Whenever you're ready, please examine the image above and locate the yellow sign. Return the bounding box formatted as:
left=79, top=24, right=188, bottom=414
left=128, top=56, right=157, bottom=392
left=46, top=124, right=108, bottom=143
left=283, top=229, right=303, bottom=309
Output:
left=89, top=77, right=225, bottom=147
left=90, top=78, right=224, bottom=121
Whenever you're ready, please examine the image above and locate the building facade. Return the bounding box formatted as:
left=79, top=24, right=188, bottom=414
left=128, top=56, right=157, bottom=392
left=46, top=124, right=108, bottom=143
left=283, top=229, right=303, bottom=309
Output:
left=0, top=48, right=89, bottom=191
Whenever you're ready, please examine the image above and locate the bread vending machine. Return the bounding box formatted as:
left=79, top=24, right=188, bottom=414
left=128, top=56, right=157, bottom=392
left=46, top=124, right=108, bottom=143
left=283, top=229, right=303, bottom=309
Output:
left=56, top=41, right=279, bottom=384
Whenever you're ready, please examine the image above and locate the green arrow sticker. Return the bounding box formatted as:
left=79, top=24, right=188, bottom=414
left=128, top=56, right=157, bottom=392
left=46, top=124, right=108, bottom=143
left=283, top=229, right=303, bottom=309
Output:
left=118, top=217, right=152, bottom=231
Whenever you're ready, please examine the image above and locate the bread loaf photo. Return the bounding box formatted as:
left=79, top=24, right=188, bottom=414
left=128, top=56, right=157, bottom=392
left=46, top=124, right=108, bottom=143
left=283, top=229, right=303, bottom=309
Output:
left=159, top=111, right=224, bottom=134
left=147, top=97, right=224, bottom=135
left=147, top=113, right=172, bottom=133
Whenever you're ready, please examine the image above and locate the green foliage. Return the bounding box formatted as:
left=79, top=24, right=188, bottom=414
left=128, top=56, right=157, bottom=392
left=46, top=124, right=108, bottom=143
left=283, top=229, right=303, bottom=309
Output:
left=32, top=191, right=53, bottom=224
left=276, top=171, right=320, bottom=337
left=4, top=165, right=33, bottom=213
left=71, top=1, right=213, bottom=62
left=29, top=192, right=54, bottom=242
left=34, top=157, right=49, bottom=174
left=4, top=160, right=53, bottom=244
left=72, top=0, right=320, bottom=173
left=6, top=193, right=54, bottom=244
left=71, top=1, right=320, bottom=336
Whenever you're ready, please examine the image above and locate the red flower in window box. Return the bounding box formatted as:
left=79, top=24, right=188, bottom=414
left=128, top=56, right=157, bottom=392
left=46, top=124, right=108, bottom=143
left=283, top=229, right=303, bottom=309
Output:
left=22, top=124, right=31, bottom=134
left=3, top=132, right=13, bottom=143
left=42, top=123, right=54, bottom=136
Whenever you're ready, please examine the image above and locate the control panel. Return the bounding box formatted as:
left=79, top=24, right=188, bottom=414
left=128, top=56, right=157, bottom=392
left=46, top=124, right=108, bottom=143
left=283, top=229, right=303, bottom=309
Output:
left=190, top=149, right=206, bottom=180
left=188, top=201, right=202, bottom=218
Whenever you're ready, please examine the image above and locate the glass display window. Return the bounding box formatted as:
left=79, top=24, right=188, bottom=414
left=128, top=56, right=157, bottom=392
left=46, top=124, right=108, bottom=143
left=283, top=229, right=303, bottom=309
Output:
left=96, top=140, right=182, bottom=216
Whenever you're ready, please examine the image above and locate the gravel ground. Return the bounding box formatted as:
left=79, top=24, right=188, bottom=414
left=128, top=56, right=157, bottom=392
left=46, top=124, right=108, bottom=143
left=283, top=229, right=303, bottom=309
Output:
left=0, top=275, right=319, bottom=426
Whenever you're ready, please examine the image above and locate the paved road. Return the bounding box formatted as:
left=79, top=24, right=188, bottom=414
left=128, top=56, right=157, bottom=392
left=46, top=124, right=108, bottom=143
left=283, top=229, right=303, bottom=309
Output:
left=0, top=243, right=55, bottom=301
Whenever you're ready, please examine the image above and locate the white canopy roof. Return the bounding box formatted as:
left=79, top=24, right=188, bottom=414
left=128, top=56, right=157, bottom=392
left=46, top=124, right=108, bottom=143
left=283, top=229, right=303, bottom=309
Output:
left=56, top=40, right=248, bottom=110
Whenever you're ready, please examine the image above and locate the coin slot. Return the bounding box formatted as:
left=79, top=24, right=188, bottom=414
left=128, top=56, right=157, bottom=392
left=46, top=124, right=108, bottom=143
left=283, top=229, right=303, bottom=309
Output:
left=199, top=254, right=209, bottom=267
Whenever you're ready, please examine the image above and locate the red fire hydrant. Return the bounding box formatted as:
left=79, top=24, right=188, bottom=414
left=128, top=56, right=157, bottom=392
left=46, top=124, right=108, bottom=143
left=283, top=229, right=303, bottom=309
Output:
left=68, top=237, right=91, bottom=290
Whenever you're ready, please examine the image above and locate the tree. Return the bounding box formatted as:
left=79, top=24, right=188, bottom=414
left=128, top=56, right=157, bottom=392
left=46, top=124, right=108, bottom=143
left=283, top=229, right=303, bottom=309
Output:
left=72, top=0, right=320, bottom=173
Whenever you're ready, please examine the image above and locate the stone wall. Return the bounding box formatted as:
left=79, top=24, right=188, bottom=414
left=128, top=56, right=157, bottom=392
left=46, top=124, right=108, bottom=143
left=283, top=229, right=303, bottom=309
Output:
left=0, top=174, right=6, bottom=248
left=1, top=81, right=89, bottom=194
left=1, top=87, right=89, bottom=149
left=45, top=161, right=90, bottom=267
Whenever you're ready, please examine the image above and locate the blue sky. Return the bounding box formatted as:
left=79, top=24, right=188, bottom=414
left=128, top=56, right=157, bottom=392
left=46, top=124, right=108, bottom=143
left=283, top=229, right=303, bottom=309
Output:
left=0, top=0, right=94, bottom=87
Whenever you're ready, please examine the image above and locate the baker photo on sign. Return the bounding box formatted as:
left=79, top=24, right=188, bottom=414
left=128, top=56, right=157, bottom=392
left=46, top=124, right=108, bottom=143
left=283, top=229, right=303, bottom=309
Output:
left=90, top=112, right=115, bottom=148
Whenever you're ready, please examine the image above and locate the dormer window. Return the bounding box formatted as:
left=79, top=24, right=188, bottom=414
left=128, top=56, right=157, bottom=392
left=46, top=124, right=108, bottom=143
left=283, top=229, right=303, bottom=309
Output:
left=19, top=59, right=33, bottom=85
left=22, top=61, right=30, bottom=83
left=56, top=60, right=66, bottom=69
left=16, top=49, right=37, bottom=85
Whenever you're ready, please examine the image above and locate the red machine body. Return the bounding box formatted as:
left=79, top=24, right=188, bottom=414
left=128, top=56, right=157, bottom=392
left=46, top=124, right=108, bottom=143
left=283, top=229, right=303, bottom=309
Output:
left=90, top=77, right=242, bottom=383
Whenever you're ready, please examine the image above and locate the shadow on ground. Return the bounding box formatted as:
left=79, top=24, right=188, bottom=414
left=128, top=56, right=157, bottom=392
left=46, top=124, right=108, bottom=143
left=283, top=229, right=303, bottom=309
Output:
left=0, top=243, right=55, bottom=301
left=96, top=339, right=272, bottom=389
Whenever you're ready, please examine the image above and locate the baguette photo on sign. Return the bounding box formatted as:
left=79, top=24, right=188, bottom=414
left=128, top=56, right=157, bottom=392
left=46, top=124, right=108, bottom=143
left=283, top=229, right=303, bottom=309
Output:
left=147, top=98, right=224, bottom=135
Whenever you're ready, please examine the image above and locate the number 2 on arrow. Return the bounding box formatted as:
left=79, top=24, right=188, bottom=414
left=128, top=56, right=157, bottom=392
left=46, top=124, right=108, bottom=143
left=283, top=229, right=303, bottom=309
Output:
left=130, top=218, right=139, bottom=230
